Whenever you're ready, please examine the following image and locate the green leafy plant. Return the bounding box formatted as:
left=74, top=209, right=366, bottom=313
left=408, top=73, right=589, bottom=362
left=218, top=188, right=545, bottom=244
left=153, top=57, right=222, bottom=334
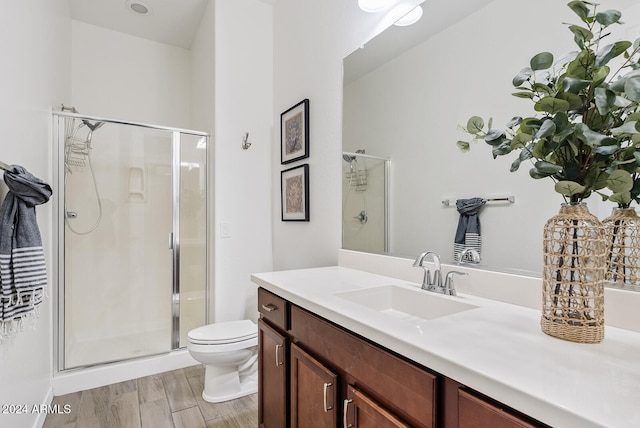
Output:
left=458, top=1, right=640, bottom=206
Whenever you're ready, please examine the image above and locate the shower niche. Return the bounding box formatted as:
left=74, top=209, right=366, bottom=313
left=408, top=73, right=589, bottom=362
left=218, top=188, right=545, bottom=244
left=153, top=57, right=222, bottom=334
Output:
left=54, top=112, right=208, bottom=370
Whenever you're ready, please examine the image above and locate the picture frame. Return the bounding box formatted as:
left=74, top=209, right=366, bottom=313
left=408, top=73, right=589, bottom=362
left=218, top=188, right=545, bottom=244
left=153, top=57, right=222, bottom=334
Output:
left=281, top=164, right=309, bottom=221
left=281, top=99, right=309, bottom=164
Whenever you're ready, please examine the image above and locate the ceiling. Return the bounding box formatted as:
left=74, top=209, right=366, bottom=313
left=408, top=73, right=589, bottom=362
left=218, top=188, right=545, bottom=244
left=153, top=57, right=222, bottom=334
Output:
left=69, top=0, right=209, bottom=49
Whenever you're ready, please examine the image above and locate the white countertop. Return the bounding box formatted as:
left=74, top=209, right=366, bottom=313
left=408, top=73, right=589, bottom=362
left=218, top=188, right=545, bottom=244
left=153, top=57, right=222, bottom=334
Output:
left=251, top=266, right=640, bottom=428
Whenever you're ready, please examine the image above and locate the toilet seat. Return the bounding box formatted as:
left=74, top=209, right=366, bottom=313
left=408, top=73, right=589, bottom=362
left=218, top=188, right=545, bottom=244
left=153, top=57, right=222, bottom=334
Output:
left=188, top=319, right=257, bottom=345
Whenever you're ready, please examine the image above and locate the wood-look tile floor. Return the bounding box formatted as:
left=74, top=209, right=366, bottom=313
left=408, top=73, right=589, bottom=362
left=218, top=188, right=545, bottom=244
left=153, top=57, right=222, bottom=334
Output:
left=43, top=365, right=258, bottom=428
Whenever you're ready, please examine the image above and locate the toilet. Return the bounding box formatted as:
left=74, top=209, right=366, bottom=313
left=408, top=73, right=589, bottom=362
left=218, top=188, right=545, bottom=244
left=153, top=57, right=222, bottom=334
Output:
left=187, top=319, right=258, bottom=403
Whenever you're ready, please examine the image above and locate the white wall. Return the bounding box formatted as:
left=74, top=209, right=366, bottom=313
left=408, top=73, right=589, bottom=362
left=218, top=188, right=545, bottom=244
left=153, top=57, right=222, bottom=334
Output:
left=0, top=1, right=71, bottom=427
left=71, top=21, right=192, bottom=128
left=271, top=0, right=422, bottom=270
left=213, top=0, right=274, bottom=322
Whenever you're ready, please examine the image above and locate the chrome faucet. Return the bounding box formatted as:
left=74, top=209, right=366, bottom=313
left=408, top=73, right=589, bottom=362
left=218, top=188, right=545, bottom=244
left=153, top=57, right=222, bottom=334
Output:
left=413, top=250, right=467, bottom=296
left=458, top=248, right=481, bottom=265
left=412, top=251, right=442, bottom=292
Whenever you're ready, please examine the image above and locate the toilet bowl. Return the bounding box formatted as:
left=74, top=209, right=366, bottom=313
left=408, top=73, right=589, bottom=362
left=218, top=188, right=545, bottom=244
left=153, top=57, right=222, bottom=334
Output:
left=187, top=319, right=258, bottom=403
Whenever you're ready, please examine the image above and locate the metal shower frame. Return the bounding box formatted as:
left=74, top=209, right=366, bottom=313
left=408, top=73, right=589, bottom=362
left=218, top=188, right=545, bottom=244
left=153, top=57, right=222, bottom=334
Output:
left=52, top=110, right=210, bottom=372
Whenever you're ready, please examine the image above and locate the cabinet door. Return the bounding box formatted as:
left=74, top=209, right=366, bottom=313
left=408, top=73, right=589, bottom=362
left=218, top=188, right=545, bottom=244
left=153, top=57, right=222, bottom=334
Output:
left=258, top=319, right=288, bottom=428
left=291, top=343, right=338, bottom=428
left=458, top=389, right=540, bottom=428
left=343, top=385, right=410, bottom=428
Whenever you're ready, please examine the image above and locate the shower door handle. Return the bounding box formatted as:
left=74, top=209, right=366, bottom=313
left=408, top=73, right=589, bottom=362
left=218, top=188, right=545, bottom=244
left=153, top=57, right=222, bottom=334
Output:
left=168, top=232, right=174, bottom=249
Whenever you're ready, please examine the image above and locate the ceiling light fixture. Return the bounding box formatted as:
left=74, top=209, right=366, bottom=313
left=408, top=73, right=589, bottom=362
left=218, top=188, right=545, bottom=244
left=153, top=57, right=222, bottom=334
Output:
left=358, top=0, right=394, bottom=13
left=394, top=5, right=423, bottom=26
left=126, top=0, right=152, bottom=15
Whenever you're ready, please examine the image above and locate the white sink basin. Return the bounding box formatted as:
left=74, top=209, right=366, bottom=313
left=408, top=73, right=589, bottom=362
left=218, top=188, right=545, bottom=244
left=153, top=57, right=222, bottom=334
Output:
left=334, top=285, right=478, bottom=322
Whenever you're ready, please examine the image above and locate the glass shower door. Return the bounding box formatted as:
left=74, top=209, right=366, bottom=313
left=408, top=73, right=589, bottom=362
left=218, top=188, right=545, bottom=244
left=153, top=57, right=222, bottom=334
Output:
left=63, top=121, right=174, bottom=368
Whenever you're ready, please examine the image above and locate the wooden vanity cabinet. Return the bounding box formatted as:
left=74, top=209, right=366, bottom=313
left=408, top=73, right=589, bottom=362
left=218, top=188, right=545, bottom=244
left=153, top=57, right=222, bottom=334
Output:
left=258, top=289, right=290, bottom=428
left=257, top=287, right=547, bottom=428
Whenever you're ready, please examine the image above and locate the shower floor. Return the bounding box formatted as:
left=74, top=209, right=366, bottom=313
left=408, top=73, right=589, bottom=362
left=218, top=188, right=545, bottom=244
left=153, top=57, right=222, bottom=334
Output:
left=65, top=328, right=172, bottom=369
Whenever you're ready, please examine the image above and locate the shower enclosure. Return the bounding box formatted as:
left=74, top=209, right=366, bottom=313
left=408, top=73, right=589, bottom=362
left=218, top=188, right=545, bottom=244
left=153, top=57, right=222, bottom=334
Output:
left=342, top=151, right=389, bottom=254
left=53, top=112, right=208, bottom=370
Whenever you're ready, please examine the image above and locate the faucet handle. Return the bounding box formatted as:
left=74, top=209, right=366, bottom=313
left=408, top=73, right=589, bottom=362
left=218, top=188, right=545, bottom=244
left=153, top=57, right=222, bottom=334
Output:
left=444, top=271, right=467, bottom=296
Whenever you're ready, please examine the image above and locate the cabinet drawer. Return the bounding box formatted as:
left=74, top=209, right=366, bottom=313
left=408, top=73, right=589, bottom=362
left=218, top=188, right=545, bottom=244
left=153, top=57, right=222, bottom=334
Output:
left=458, top=389, right=543, bottom=428
left=258, top=287, right=289, bottom=330
left=290, top=305, right=437, bottom=428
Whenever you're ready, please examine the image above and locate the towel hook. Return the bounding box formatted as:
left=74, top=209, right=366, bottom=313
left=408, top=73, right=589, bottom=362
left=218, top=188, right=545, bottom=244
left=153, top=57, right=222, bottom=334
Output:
left=241, top=132, right=251, bottom=150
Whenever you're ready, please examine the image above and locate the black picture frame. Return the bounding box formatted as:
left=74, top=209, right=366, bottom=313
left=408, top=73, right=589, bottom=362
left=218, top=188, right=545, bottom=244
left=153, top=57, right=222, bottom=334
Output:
left=280, top=99, right=309, bottom=164
left=281, top=164, right=309, bottom=221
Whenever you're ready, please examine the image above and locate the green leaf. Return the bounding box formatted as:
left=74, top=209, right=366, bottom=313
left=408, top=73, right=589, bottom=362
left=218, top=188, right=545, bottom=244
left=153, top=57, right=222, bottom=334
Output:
left=530, top=52, right=553, bottom=71
left=531, top=83, right=554, bottom=96
left=492, top=141, right=512, bottom=157
left=607, top=169, right=634, bottom=192
left=535, top=160, right=563, bottom=174
left=511, top=132, right=532, bottom=149
left=594, top=144, right=620, bottom=156
left=485, top=129, right=505, bottom=144
left=555, top=92, right=583, bottom=110
left=456, top=141, right=470, bottom=152
left=534, top=97, right=571, bottom=114
left=568, top=1, right=591, bottom=22
left=555, top=180, right=586, bottom=196
left=624, top=77, right=640, bottom=101
left=562, top=77, right=591, bottom=93
left=592, top=66, right=610, bottom=87
left=595, top=87, right=616, bottom=116
left=568, top=25, right=594, bottom=43
left=505, top=117, right=522, bottom=128
left=512, top=67, right=533, bottom=87
left=567, top=50, right=594, bottom=79
left=466, top=116, right=485, bottom=134
left=575, top=123, right=616, bottom=147
left=595, top=42, right=630, bottom=68
left=610, top=121, right=640, bottom=134
left=609, top=192, right=632, bottom=205
left=536, top=119, right=556, bottom=139
left=512, top=91, right=535, bottom=99
left=595, top=9, right=622, bottom=26
left=510, top=158, right=521, bottom=172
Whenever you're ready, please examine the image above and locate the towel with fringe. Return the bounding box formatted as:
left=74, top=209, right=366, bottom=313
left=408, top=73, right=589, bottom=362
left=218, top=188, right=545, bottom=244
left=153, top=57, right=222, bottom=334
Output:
left=454, top=198, right=485, bottom=262
left=0, top=165, right=52, bottom=340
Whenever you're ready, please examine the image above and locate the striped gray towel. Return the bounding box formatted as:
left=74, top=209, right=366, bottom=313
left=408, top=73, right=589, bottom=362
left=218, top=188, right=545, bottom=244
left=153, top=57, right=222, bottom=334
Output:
left=0, top=165, right=52, bottom=339
left=454, top=198, right=485, bottom=263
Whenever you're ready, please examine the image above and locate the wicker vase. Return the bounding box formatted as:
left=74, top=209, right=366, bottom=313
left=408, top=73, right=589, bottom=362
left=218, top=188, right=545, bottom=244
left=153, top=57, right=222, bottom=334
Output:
left=602, top=207, right=640, bottom=286
left=541, top=203, right=605, bottom=343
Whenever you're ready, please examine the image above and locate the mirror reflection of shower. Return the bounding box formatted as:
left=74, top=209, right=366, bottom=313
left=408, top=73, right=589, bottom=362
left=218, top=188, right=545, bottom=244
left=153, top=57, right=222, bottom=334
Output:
left=62, top=105, right=104, bottom=235
left=342, top=150, right=389, bottom=253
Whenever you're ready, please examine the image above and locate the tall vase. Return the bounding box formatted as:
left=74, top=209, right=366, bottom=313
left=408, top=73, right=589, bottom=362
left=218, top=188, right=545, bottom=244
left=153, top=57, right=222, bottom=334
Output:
left=602, top=207, right=640, bottom=286
left=541, top=203, right=605, bottom=343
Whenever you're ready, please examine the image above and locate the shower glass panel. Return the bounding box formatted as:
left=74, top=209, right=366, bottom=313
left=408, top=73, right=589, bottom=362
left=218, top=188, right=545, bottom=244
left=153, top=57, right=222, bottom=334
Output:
left=179, top=134, right=207, bottom=347
left=342, top=152, right=389, bottom=254
left=54, top=113, right=208, bottom=370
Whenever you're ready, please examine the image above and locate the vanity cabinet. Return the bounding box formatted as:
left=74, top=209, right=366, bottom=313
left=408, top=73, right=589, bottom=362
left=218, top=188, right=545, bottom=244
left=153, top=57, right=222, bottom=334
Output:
left=257, top=287, right=547, bottom=428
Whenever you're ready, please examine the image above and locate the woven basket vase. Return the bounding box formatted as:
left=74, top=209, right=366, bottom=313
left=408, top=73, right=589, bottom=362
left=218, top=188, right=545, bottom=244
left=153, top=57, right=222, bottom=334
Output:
left=602, top=207, right=640, bottom=286
left=541, top=203, right=605, bottom=343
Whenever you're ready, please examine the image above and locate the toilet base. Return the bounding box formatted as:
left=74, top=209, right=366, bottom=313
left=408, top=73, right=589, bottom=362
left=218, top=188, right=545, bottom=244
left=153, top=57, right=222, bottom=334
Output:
left=201, top=354, right=258, bottom=403
left=202, top=376, right=257, bottom=403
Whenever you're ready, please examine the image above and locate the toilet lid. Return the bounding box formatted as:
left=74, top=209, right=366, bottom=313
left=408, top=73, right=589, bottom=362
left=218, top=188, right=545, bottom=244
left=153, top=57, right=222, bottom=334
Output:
left=188, top=319, right=257, bottom=345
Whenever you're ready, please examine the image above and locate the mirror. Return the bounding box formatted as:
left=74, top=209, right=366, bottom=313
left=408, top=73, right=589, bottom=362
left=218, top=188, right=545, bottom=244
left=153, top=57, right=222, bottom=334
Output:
left=342, top=0, right=640, bottom=276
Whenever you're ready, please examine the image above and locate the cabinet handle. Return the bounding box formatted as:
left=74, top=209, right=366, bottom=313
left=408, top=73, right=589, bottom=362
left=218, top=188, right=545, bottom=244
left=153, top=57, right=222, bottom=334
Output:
left=323, top=382, right=333, bottom=412
left=275, top=344, right=283, bottom=367
left=343, top=399, right=353, bottom=428
left=261, top=303, right=278, bottom=312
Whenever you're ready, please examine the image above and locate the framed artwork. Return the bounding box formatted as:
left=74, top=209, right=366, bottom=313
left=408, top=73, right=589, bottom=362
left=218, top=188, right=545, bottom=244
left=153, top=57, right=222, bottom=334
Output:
left=281, top=164, right=309, bottom=221
left=281, top=99, right=309, bottom=164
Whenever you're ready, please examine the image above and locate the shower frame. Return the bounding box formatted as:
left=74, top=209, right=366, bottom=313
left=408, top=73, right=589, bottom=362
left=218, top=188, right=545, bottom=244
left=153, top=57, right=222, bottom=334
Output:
left=342, top=151, right=390, bottom=252
left=52, top=111, right=209, bottom=372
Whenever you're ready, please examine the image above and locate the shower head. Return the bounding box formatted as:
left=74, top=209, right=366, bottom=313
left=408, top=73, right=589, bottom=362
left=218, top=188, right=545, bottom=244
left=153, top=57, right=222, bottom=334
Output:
left=343, top=154, right=356, bottom=163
